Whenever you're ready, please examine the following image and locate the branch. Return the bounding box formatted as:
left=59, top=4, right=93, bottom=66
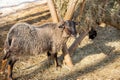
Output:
left=64, top=0, right=79, bottom=20
left=69, top=29, right=89, bottom=55
left=47, top=0, right=59, bottom=23
left=79, top=0, right=86, bottom=21
left=68, top=0, right=87, bottom=55
left=62, top=0, right=87, bottom=68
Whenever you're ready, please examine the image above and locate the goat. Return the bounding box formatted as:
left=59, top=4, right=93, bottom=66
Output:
left=0, top=20, right=77, bottom=80
left=89, top=27, right=97, bottom=39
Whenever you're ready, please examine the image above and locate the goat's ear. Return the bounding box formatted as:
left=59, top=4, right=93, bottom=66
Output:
left=74, top=21, right=79, bottom=25
left=58, top=25, right=64, bottom=28
left=58, top=21, right=65, bottom=28
left=75, top=22, right=78, bottom=25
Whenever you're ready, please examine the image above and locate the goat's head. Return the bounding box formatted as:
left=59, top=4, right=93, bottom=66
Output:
left=88, top=27, right=97, bottom=39
left=58, top=20, right=77, bottom=38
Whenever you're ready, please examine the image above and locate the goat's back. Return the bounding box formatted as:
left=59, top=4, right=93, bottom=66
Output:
left=5, top=23, right=52, bottom=55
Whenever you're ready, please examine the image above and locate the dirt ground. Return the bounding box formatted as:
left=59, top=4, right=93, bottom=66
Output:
left=0, top=3, right=120, bottom=80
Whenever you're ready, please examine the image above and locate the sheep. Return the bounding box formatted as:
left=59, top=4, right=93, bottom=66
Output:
left=0, top=20, right=77, bottom=80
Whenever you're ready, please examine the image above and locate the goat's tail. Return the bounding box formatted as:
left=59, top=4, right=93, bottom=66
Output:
left=3, top=35, right=12, bottom=55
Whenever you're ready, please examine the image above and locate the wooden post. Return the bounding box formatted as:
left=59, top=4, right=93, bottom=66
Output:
left=47, top=0, right=59, bottom=23
left=79, top=0, right=86, bottom=21
left=68, top=0, right=87, bottom=55
left=69, top=30, right=89, bottom=55
left=62, top=0, right=79, bottom=68
left=62, top=44, right=73, bottom=68
left=62, top=0, right=87, bottom=68
left=62, top=0, right=80, bottom=68
left=64, top=0, right=79, bottom=20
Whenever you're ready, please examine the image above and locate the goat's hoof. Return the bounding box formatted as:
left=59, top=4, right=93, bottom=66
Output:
left=7, top=77, right=14, bottom=80
left=56, top=64, right=62, bottom=68
left=56, top=65, right=62, bottom=70
left=47, top=62, right=53, bottom=68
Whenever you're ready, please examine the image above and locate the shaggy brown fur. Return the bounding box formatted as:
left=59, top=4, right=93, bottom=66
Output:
left=1, top=20, right=77, bottom=80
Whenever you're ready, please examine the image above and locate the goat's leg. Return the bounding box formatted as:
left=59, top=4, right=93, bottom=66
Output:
left=54, top=53, right=58, bottom=67
left=47, top=51, right=54, bottom=66
left=7, top=58, right=17, bottom=80
left=47, top=52, right=61, bottom=67
left=0, top=52, right=10, bottom=74
left=54, top=53, right=61, bottom=67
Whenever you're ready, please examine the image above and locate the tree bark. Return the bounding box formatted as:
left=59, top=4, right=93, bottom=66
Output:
left=63, top=0, right=86, bottom=68
left=79, top=0, right=86, bottom=21
left=64, top=0, right=87, bottom=55
left=47, top=0, right=59, bottom=23
left=62, top=44, right=73, bottom=68
left=69, top=30, right=89, bottom=55
left=64, top=0, right=79, bottom=20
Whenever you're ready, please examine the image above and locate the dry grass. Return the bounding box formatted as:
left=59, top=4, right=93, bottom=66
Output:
left=0, top=3, right=120, bottom=80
